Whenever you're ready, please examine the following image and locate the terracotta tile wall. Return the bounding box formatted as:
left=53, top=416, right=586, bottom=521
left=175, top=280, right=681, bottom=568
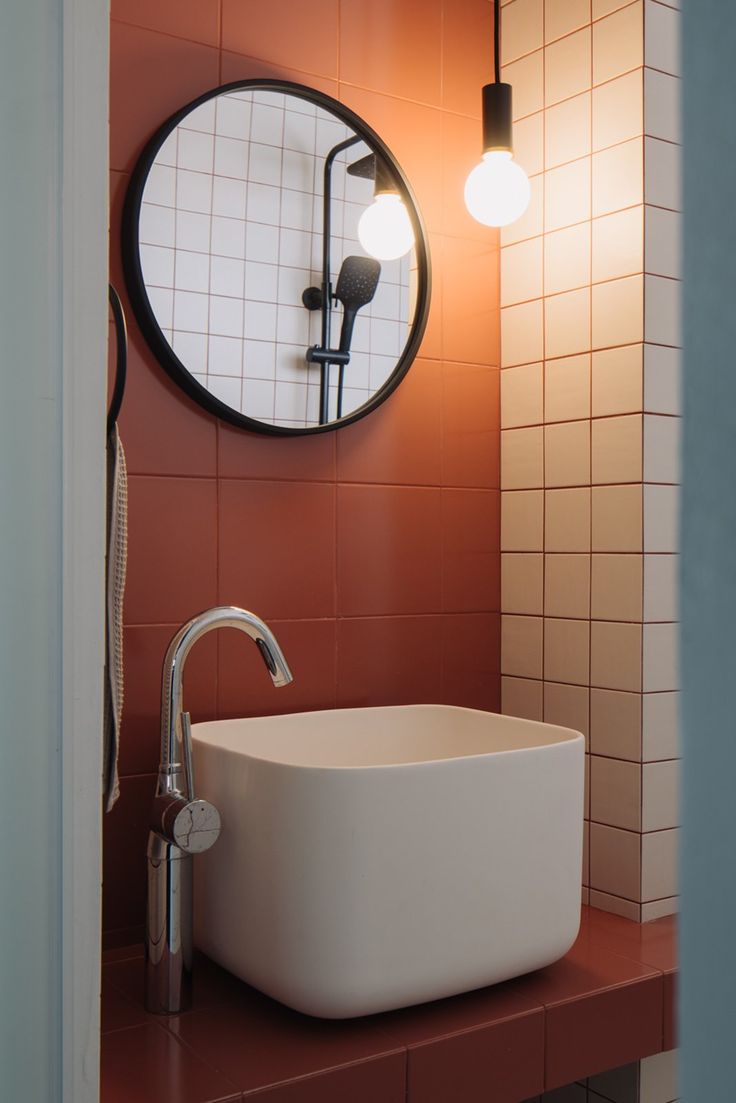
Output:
left=105, top=0, right=502, bottom=939
left=499, top=0, right=681, bottom=922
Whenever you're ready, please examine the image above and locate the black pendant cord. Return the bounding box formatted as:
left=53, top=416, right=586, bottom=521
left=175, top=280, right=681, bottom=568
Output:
left=493, top=0, right=501, bottom=83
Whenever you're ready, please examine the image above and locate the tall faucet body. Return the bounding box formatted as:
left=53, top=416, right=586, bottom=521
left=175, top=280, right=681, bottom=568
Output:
left=145, top=606, right=292, bottom=1014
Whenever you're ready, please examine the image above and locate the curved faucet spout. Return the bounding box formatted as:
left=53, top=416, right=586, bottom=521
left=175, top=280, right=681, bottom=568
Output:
left=158, top=606, right=293, bottom=799
left=147, top=605, right=293, bottom=1014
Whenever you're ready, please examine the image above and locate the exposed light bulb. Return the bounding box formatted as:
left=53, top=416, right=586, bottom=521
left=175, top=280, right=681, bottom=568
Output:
left=357, top=193, right=414, bottom=261
left=464, top=150, right=530, bottom=228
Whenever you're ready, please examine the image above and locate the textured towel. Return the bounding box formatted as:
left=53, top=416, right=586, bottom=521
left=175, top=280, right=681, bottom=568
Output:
left=103, top=425, right=128, bottom=812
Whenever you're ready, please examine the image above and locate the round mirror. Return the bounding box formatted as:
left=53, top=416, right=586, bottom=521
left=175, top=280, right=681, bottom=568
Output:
left=122, top=80, right=431, bottom=435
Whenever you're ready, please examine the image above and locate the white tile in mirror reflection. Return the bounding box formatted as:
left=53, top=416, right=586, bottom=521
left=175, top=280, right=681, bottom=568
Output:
left=214, top=135, right=248, bottom=180
left=274, top=380, right=309, bottom=422
left=250, top=102, right=284, bottom=146
left=211, top=215, right=246, bottom=259
left=215, top=95, right=251, bottom=140
left=144, top=163, right=176, bottom=207
left=177, top=128, right=215, bottom=173
left=207, top=373, right=242, bottom=409
left=210, top=256, right=245, bottom=299
left=246, top=182, right=281, bottom=226
left=242, top=378, right=276, bottom=421
left=149, top=286, right=175, bottom=330
left=244, top=341, right=277, bottom=380
left=173, top=331, right=207, bottom=374
left=207, top=336, right=243, bottom=377
left=174, top=249, right=210, bottom=294
left=176, top=209, right=210, bottom=253
left=140, top=202, right=176, bottom=247
left=212, top=176, right=247, bottom=219
left=275, top=342, right=312, bottom=383
left=209, top=295, right=244, bottom=339
left=184, top=100, right=216, bottom=135
left=140, top=243, right=175, bottom=288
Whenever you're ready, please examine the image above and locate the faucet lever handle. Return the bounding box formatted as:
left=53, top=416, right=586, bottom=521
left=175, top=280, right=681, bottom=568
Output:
left=151, top=794, right=221, bottom=855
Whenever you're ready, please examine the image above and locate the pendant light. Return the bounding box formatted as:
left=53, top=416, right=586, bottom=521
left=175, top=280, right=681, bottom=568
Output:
left=464, top=0, right=530, bottom=227
left=354, top=155, right=415, bottom=262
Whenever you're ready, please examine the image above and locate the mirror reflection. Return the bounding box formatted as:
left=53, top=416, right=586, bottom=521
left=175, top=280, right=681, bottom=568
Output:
left=129, top=83, right=428, bottom=432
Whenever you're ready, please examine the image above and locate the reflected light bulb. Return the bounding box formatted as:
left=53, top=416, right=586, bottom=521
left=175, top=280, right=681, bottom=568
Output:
left=358, top=193, right=415, bottom=261
left=464, top=150, right=530, bottom=228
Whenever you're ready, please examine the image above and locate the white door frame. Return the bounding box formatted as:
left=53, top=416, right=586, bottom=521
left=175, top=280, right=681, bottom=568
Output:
left=61, top=0, right=109, bottom=1098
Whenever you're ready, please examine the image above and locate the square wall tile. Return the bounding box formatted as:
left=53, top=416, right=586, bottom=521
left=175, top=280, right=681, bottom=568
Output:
left=644, top=554, right=678, bottom=621
left=501, top=0, right=544, bottom=64
left=544, top=618, right=591, bottom=685
left=643, top=622, right=678, bottom=691
left=591, top=620, right=643, bottom=690
left=641, top=897, right=678, bottom=922
left=545, top=354, right=591, bottom=423
left=502, top=426, right=544, bottom=489
left=545, top=27, right=591, bottom=106
left=644, top=484, right=678, bottom=552
left=545, top=92, right=591, bottom=169
left=501, top=237, right=544, bottom=307
left=502, top=553, right=544, bottom=614
left=591, top=554, right=643, bottom=621
left=544, top=223, right=591, bottom=296
left=592, top=344, right=643, bottom=416
left=592, top=206, right=644, bottom=283
left=592, top=70, right=643, bottom=152
left=501, top=614, right=544, bottom=677
left=644, top=343, right=681, bottom=416
left=545, top=421, right=591, bottom=487
left=645, top=206, right=681, bottom=279
left=642, top=759, right=679, bottom=831
left=641, top=827, right=678, bottom=900
left=501, top=363, right=544, bottom=428
left=644, top=414, right=680, bottom=484
left=503, top=50, right=545, bottom=119
left=640, top=1048, right=679, bottom=1103
left=593, top=1, right=643, bottom=85
left=593, top=0, right=634, bottom=16
left=545, top=158, right=591, bottom=234
left=590, top=687, right=642, bottom=759
left=545, top=288, right=591, bottom=359
left=588, top=890, right=641, bottom=921
left=502, top=490, right=545, bottom=550
left=642, top=691, right=679, bottom=760
left=502, top=675, right=544, bottom=720
left=592, top=413, right=643, bottom=484
left=592, top=137, right=643, bottom=217
left=545, top=553, right=591, bottom=618
left=645, top=0, right=680, bottom=75
left=590, top=756, right=642, bottom=830
left=544, top=681, right=590, bottom=738
left=645, top=136, right=681, bottom=211
left=592, top=484, right=643, bottom=551
left=645, top=68, right=680, bottom=142
left=514, top=112, right=545, bottom=176
left=592, top=275, right=644, bottom=349
left=545, top=0, right=591, bottom=43
left=546, top=488, right=591, bottom=551
left=590, top=822, right=641, bottom=900
left=502, top=174, right=544, bottom=246
left=502, top=299, right=544, bottom=366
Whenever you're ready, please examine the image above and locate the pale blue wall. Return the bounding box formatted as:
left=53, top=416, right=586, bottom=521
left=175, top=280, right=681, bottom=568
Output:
left=680, top=1, right=736, bottom=1097
left=0, top=2, right=63, bottom=1098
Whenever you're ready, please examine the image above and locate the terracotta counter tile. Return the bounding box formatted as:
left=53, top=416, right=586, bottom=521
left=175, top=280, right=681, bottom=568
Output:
left=582, top=907, right=677, bottom=973
left=376, top=983, right=545, bottom=1103
left=165, top=997, right=406, bottom=1099
left=101, top=1022, right=241, bottom=1103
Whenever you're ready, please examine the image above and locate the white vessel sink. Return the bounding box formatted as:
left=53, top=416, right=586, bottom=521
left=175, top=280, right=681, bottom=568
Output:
left=192, top=704, right=585, bottom=1019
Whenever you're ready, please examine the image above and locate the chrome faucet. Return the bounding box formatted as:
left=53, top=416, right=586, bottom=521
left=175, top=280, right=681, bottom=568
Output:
left=145, top=605, right=293, bottom=1014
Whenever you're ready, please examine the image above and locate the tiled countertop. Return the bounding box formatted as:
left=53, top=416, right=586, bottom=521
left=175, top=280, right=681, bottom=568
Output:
left=101, top=906, right=677, bottom=1103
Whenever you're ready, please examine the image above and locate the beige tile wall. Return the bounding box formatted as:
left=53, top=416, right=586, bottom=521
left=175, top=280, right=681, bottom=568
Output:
left=499, top=0, right=681, bottom=921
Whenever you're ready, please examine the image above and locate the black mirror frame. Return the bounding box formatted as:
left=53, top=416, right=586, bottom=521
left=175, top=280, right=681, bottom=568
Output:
left=121, top=78, right=432, bottom=436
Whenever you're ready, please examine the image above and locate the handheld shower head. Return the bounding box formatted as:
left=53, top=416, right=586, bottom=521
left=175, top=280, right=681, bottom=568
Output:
left=334, top=255, right=381, bottom=354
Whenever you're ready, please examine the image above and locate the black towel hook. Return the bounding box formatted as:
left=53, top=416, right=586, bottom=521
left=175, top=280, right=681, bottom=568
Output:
left=107, top=283, right=128, bottom=435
